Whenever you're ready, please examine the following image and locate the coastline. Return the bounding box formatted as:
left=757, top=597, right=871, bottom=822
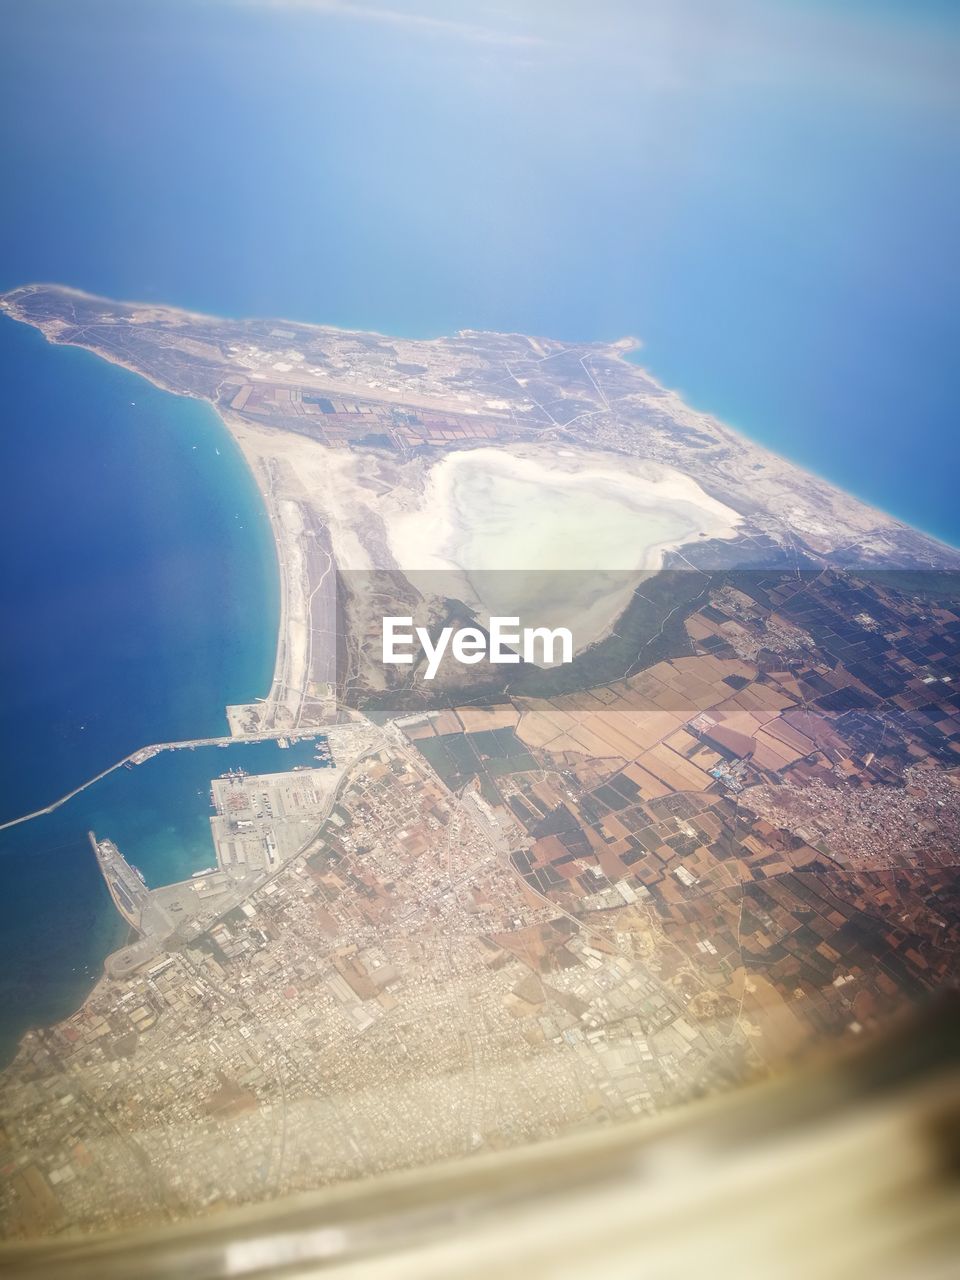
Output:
left=0, top=316, right=290, bottom=1071
left=0, top=301, right=310, bottom=743
left=215, top=409, right=314, bottom=736
left=3, top=285, right=959, bottom=749
left=4, top=282, right=958, bottom=755
left=0, top=732, right=357, bottom=1073
left=1, top=287, right=959, bottom=1212
left=5, top=282, right=958, bottom=566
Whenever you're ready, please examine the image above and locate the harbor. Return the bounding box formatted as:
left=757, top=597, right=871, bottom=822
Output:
left=0, top=728, right=331, bottom=836
left=81, top=726, right=380, bottom=979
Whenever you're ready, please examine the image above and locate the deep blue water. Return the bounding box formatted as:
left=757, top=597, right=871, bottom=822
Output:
left=0, top=0, right=958, bottom=1060
left=0, top=320, right=278, bottom=1062
left=0, top=321, right=279, bottom=826
left=0, top=738, right=326, bottom=1063
left=2, top=0, right=957, bottom=541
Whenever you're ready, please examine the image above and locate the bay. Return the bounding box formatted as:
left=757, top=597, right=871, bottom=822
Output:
left=0, top=0, right=958, bottom=1063
left=0, top=319, right=279, bottom=1063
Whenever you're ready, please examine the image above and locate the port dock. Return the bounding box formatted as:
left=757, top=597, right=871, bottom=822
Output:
left=85, top=737, right=347, bottom=977
left=88, top=832, right=178, bottom=975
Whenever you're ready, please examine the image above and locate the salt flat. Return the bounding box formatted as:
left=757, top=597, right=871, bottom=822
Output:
left=387, top=446, right=742, bottom=650
left=220, top=429, right=742, bottom=656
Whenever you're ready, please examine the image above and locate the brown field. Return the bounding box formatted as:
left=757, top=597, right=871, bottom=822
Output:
left=453, top=704, right=521, bottom=732
left=515, top=655, right=759, bottom=769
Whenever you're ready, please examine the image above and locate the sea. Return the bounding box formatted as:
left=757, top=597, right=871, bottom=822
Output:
left=0, top=323, right=282, bottom=1060
left=0, top=0, right=958, bottom=1063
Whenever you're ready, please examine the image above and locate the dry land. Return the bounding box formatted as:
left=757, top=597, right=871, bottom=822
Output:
left=1, top=285, right=958, bottom=1243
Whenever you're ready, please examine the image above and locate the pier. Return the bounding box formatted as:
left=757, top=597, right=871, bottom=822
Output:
left=0, top=728, right=327, bottom=835
left=84, top=743, right=353, bottom=977
left=88, top=831, right=176, bottom=942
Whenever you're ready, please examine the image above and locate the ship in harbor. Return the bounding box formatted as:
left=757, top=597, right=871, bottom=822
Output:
left=88, top=832, right=175, bottom=945
left=88, top=832, right=150, bottom=933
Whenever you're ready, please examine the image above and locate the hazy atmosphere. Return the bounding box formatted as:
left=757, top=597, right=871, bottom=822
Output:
left=1, top=1, right=958, bottom=1266
left=2, top=0, right=959, bottom=539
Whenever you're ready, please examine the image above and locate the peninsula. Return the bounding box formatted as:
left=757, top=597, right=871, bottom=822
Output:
left=1, top=285, right=958, bottom=1242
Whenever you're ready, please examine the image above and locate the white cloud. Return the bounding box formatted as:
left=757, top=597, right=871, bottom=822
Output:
left=226, top=0, right=960, bottom=110
left=241, top=0, right=543, bottom=48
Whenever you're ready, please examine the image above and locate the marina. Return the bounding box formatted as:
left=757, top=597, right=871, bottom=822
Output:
left=67, top=720, right=384, bottom=990
left=85, top=737, right=341, bottom=977
left=0, top=729, right=328, bottom=836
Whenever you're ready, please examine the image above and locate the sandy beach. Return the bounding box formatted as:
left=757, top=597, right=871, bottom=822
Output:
left=5, top=280, right=955, bottom=730
left=218, top=412, right=325, bottom=736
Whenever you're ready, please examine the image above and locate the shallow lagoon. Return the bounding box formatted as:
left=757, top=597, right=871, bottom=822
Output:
left=392, top=447, right=740, bottom=647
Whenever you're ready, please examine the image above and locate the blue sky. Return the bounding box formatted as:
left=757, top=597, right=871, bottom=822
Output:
left=3, top=0, right=959, bottom=542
